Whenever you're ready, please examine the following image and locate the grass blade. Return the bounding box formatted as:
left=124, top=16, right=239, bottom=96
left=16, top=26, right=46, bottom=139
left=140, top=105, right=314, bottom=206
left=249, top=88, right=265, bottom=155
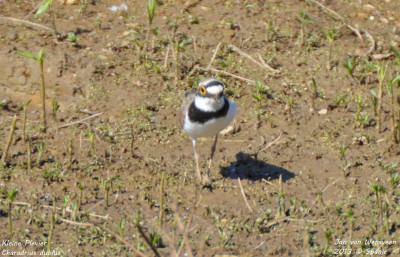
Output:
left=36, top=0, right=52, bottom=18
left=16, top=50, right=36, bottom=60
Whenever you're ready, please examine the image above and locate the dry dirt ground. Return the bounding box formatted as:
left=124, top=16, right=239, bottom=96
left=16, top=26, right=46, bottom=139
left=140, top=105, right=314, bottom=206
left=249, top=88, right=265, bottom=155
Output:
left=1, top=0, right=400, bottom=256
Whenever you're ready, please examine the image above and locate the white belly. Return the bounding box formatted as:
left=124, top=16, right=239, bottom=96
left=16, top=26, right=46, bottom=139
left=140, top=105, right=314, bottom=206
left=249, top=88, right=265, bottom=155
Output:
left=184, top=102, right=237, bottom=139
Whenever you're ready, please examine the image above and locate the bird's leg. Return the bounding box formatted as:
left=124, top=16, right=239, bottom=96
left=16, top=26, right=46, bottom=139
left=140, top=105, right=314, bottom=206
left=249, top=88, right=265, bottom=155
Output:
left=192, top=139, right=202, bottom=181
left=204, top=134, right=219, bottom=184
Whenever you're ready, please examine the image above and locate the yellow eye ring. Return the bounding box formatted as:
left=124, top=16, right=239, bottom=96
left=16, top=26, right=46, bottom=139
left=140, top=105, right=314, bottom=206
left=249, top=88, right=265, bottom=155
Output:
left=200, top=86, right=206, bottom=95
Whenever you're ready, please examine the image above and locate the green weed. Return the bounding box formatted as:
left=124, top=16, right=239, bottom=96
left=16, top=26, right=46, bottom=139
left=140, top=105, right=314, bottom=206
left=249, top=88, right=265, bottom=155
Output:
left=52, top=97, right=60, bottom=133
left=344, top=56, right=359, bottom=83
left=67, top=32, right=79, bottom=44
left=37, top=141, right=46, bottom=166
left=376, top=62, right=388, bottom=132
left=22, top=100, right=31, bottom=142
left=79, top=0, right=88, bottom=16
left=35, top=0, right=57, bottom=36
left=147, top=0, right=156, bottom=27
left=17, top=48, right=47, bottom=132
left=339, top=142, right=350, bottom=160
left=42, top=163, right=63, bottom=184
left=326, top=25, right=338, bottom=70
left=119, top=218, right=125, bottom=238
left=3, top=187, right=18, bottom=236
left=149, top=231, right=163, bottom=248
left=95, top=17, right=102, bottom=29
left=341, top=208, right=355, bottom=242
left=387, top=75, right=400, bottom=142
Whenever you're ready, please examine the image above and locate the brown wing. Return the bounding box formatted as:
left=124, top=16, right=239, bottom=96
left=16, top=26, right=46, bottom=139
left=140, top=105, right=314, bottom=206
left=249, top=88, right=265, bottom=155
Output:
left=179, top=91, right=196, bottom=127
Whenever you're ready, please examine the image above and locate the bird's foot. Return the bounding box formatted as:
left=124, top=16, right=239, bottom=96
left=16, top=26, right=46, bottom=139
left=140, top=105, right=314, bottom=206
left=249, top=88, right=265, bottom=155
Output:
left=201, top=174, right=212, bottom=186
left=195, top=172, right=212, bottom=186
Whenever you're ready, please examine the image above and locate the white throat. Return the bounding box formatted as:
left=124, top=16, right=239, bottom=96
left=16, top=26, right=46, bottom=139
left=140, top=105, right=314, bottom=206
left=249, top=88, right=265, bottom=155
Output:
left=194, top=96, right=225, bottom=112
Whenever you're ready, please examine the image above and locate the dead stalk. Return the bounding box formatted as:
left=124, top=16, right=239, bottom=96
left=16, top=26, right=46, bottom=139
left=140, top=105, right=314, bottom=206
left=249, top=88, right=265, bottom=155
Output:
left=377, top=63, right=388, bottom=133
left=207, top=42, right=222, bottom=69
left=238, top=178, right=253, bottom=212
left=259, top=131, right=283, bottom=153
left=307, top=0, right=375, bottom=56
left=27, top=134, right=32, bottom=171
left=95, top=222, right=148, bottom=257
left=0, top=16, right=55, bottom=33
left=1, top=115, right=18, bottom=167
left=390, top=88, right=397, bottom=142
left=163, top=45, right=170, bottom=67
left=137, top=224, right=162, bottom=257
left=196, top=66, right=254, bottom=83
left=59, top=113, right=102, bottom=129
left=228, top=44, right=281, bottom=73
left=175, top=197, right=201, bottom=257
left=22, top=100, right=31, bottom=143
left=159, top=172, right=165, bottom=227
left=277, top=175, right=286, bottom=218
left=39, top=55, right=46, bottom=133
left=130, top=124, right=135, bottom=157
left=304, top=225, right=310, bottom=257
left=257, top=53, right=281, bottom=73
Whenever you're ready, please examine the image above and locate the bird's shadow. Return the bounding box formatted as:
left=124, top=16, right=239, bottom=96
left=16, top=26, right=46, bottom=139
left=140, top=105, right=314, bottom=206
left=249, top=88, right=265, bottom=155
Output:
left=220, top=152, right=295, bottom=182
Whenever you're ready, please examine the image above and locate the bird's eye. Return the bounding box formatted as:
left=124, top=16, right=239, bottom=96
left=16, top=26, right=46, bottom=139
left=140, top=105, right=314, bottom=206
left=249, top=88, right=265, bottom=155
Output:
left=200, top=86, right=206, bottom=95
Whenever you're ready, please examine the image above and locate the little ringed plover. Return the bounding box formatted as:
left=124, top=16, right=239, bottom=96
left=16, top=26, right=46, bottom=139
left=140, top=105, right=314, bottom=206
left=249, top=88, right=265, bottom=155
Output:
left=181, top=77, right=237, bottom=184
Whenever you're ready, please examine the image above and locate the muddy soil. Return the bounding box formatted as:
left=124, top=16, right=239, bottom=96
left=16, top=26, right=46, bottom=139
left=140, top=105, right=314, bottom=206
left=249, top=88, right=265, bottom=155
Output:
left=1, top=0, right=400, bottom=256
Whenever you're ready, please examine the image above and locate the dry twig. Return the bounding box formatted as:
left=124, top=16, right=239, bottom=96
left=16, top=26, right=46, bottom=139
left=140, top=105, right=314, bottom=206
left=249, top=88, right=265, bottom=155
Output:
left=265, top=216, right=325, bottom=230
left=307, top=0, right=375, bottom=56
left=229, top=44, right=264, bottom=67
left=229, top=44, right=281, bottom=74
left=361, top=28, right=376, bottom=56
left=14, top=201, right=109, bottom=220
left=164, top=45, right=170, bottom=67
left=95, top=222, right=148, bottom=257
left=60, top=218, right=93, bottom=227
left=238, top=178, right=253, bottom=212
left=137, top=225, right=161, bottom=257
left=175, top=198, right=201, bottom=257
left=372, top=53, right=393, bottom=60
left=302, top=178, right=341, bottom=218
left=207, top=42, right=222, bottom=69
left=59, top=113, right=102, bottom=129
left=58, top=219, right=147, bottom=256
left=24, top=0, right=46, bottom=19
left=1, top=115, right=17, bottom=167
left=0, top=16, right=55, bottom=33
left=196, top=66, right=254, bottom=83
left=259, top=131, right=283, bottom=153
left=306, top=0, right=362, bottom=40
left=257, top=53, right=281, bottom=74
left=227, top=44, right=281, bottom=73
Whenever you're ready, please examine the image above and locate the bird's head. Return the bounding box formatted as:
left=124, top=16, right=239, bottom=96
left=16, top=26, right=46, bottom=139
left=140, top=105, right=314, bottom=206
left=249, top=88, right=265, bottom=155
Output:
left=195, top=78, right=226, bottom=111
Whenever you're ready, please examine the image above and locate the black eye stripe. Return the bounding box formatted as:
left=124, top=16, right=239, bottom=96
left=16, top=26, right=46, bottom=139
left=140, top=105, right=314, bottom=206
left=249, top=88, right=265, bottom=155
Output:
left=204, top=81, right=223, bottom=88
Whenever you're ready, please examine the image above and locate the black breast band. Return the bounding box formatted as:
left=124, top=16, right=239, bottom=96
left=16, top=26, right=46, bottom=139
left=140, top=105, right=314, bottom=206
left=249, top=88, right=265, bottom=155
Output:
left=188, top=97, right=230, bottom=123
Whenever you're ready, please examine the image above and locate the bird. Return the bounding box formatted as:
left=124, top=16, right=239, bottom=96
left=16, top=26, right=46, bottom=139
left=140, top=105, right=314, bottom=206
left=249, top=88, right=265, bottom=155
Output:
left=181, top=77, right=237, bottom=185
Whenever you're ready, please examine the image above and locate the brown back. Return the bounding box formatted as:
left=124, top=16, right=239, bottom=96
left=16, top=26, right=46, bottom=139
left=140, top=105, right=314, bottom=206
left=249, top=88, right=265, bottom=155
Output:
left=179, top=91, right=196, bottom=127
